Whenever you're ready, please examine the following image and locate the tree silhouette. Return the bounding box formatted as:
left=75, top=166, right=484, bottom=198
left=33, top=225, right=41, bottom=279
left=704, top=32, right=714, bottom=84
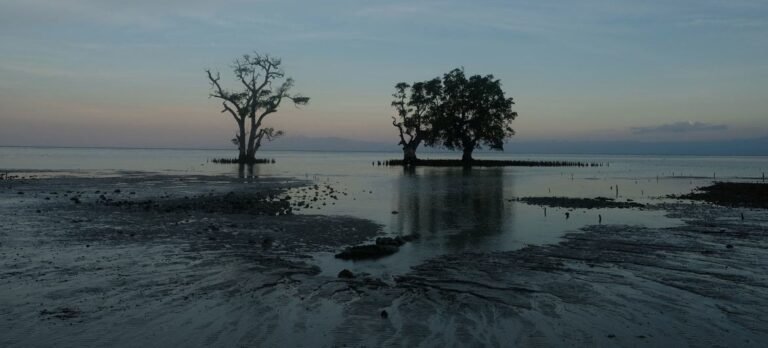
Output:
left=206, top=53, right=309, bottom=163
left=435, top=68, right=517, bottom=162
left=391, top=78, right=442, bottom=164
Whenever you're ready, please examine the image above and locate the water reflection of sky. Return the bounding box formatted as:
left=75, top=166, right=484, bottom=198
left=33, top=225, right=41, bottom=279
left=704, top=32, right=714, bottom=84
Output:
left=2, top=147, right=766, bottom=276
left=310, top=164, right=691, bottom=277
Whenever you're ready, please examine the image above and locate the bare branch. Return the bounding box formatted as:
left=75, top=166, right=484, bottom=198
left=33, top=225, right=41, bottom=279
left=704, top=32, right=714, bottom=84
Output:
left=207, top=53, right=308, bottom=162
left=206, top=69, right=243, bottom=122
left=221, top=102, right=240, bottom=123
left=392, top=117, right=407, bottom=146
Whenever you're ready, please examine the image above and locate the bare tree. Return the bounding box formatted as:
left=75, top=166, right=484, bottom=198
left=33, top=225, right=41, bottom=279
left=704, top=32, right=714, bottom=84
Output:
left=206, top=53, right=309, bottom=163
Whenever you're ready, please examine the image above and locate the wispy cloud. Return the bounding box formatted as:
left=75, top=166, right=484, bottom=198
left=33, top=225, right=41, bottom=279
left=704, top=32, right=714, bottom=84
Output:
left=0, top=0, right=279, bottom=30
left=354, top=3, right=432, bottom=17
left=631, top=121, right=728, bottom=134
left=678, top=15, right=765, bottom=28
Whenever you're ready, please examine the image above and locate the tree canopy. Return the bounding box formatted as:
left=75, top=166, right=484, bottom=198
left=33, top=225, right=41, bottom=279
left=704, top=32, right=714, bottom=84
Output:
left=436, top=68, right=517, bottom=161
left=391, top=78, right=442, bottom=163
left=391, top=68, right=518, bottom=163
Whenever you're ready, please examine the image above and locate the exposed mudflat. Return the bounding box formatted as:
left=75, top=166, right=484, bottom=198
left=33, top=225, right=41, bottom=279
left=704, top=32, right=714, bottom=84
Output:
left=0, top=174, right=381, bottom=347
left=674, top=182, right=768, bottom=209
left=338, top=203, right=768, bottom=347
left=515, top=196, right=645, bottom=209
left=1, top=173, right=767, bottom=347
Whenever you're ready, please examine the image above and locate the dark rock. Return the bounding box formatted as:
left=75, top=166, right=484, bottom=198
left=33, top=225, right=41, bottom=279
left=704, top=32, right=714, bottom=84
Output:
left=376, top=237, right=405, bottom=247
left=391, top=210, right=399, bottom=214
left=338, top=269, right=354, bottom=279
left=261, top=237, right=274, bottom=249
left=380, top=310, right=388, bottom=319
left=726, top=244, right=734, bottom=249
left=335, top=244, right=399, bottom=260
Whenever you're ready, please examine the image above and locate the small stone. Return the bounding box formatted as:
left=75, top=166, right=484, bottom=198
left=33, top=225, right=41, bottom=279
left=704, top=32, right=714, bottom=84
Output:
left=337, top=269, right=354, bottom=279
left=380, top=310, right=388, bottom=319
left=726, top=244, right=734, bottom=249
left=391, top=210, right=399, bottom=214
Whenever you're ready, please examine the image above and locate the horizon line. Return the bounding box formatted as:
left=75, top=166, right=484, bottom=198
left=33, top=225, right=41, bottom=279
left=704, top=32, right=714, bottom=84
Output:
left=1, top=144, right=767, bottom=158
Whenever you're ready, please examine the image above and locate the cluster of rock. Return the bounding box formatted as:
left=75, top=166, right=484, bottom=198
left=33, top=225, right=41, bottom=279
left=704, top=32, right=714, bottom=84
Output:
left=103, top=190, right=293, bottom=216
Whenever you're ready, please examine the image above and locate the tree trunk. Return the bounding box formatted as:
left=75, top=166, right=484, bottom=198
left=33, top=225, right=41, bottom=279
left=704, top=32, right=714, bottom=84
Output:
left=462, top=147, right=474, bottom=163
left=245, top=116, right=261, bottom=163
left=403, top=144, right=418, bottom=164
left=237, top=121, right=247, bottom=162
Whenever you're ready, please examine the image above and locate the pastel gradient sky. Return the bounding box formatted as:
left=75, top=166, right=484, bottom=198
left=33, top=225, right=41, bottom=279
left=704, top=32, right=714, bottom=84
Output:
left=1, top=0, right=767, bottom=148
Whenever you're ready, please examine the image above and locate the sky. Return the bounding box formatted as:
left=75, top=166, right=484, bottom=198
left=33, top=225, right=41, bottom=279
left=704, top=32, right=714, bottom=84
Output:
left=1, top=0, right=767, bottom=149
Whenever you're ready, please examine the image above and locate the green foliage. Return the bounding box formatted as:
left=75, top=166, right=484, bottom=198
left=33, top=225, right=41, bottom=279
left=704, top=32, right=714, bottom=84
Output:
left=391, top=78, right=442, bottom=148
left=435, top=68, right=517, bottom=152
left=391, top=68, right=518, bottom=161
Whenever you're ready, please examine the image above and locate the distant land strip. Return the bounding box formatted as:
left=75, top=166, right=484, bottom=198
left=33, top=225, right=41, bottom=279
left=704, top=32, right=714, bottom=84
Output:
left=383, top=159, right=605, bottom=167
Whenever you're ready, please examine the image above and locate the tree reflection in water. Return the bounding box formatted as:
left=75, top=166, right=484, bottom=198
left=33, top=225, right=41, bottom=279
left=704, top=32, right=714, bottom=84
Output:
left=392, top=166, right=513, bottom=252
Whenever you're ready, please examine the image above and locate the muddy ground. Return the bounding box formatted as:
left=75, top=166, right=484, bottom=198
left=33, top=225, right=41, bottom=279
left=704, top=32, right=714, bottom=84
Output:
left=1, top=173, right=767, bottom=347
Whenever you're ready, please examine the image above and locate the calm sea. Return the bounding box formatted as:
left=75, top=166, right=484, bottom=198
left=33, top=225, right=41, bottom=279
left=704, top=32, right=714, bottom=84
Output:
left=2, top=146, right=766, bottom=274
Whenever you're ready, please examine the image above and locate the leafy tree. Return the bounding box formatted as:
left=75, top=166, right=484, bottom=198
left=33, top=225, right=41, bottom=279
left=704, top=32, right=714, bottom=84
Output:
left=391, top=78, right=442, bottom=163
left=435, top=68, right=517, bottom=162
left=206, top=53, right=309, bottom=163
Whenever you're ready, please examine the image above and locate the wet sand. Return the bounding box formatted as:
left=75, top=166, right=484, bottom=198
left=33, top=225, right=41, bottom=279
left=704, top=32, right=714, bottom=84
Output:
left=1, top=173, right=767, bottom=347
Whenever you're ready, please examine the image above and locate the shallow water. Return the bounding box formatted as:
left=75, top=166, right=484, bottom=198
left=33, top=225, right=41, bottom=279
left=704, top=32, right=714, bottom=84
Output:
left=2, top=147, right=767, bottom=276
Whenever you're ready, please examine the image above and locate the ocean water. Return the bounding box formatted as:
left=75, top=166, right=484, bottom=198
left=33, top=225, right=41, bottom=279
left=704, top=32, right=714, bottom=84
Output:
left=2, top=146, right=767, bottom=275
